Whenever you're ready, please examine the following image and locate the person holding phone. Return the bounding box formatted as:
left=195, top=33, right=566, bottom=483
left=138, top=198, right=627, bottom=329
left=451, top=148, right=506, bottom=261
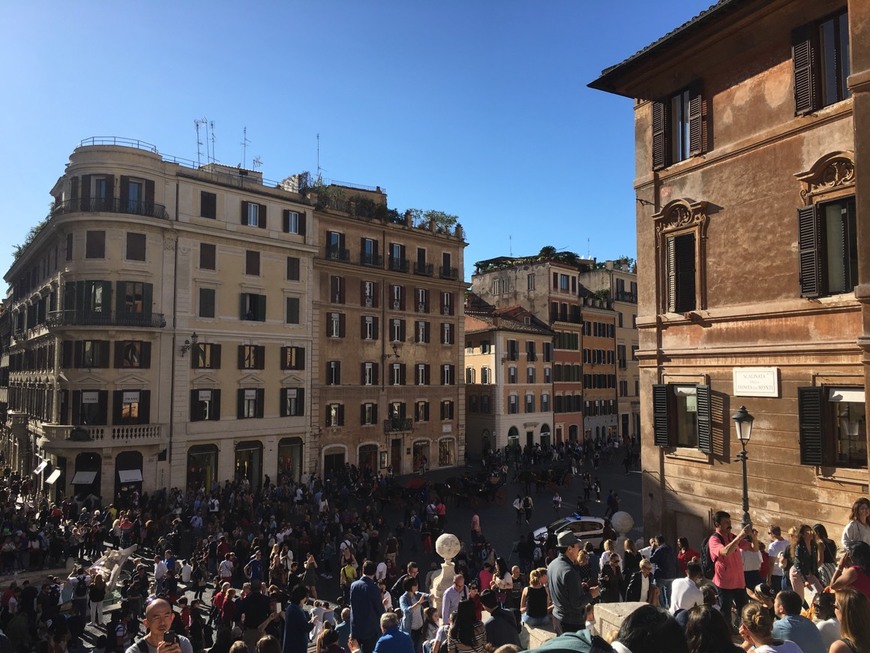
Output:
left=125, top=597, right=193, bottom=653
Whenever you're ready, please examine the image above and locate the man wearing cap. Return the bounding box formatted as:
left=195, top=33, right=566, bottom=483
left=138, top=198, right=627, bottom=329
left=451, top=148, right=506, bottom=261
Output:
left=547, top=531, right=592, bottom=633
left=126, top=597, right=193, bottom=653
left=480, top=589, right=520, bottom=648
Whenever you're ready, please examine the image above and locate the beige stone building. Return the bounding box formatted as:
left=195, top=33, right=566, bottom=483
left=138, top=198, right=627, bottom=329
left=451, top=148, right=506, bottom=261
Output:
left=590, top=0, right=870, bottom=543
left=463, top=300, right=555, bottom=458
left=3, top=138, right=465, bottom=500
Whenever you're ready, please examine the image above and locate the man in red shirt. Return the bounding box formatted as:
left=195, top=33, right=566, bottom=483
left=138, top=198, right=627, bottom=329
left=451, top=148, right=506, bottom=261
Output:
left=709, top=510, right=753, bottom=630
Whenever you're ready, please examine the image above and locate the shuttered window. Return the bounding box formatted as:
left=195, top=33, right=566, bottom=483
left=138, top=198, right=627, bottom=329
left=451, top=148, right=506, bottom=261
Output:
left=798, top=198, right=857, bottom=298
left=652, top=383, right=712, bottom=453
left=666, top=233, right=696, bottom=313
left=652, top=83, right=704, bottom=171
left=793, top=11, right=850, bottom=115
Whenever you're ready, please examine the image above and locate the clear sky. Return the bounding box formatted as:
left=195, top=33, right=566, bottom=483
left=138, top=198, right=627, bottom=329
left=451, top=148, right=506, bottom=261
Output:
left=0, top=1, right=715, bottom=286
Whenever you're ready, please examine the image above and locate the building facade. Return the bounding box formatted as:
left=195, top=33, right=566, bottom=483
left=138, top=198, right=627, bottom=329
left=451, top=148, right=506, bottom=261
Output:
left=591, top=0, right=870, bottom=543
left=3, top=138, right=466, bottom=501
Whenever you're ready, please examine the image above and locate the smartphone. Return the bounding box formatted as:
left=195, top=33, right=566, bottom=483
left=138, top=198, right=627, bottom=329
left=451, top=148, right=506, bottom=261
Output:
left=276, top=602, right=282, bottom=613
left=163, top=631, right=178, bottom=644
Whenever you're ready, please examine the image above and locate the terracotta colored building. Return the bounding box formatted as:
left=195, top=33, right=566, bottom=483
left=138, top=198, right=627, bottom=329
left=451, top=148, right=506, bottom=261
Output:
left=591, top=0, right=870, bottom=543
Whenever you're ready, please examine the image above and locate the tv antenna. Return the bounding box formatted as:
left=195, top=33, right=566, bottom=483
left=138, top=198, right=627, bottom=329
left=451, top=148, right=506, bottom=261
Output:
left=208, top=121, right=215, bottom=163
left=241, top=127, right=251, bottom=169
left=194, top=118, right=208, bottom=166
left=252, top=156, right=262, bottom=170
left=316, top=133, right=326, bottom=183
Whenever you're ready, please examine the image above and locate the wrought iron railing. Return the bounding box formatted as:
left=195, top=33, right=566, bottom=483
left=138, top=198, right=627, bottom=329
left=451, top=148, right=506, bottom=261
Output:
left=47, top=310, right=166, bottom=328
left=52, top=197, right=168, bottom=219
left=383, top=418, right=413, bottom=433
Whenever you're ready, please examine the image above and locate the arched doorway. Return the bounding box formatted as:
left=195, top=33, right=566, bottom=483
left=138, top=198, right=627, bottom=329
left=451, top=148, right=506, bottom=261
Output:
left=72, top=452, right=101, bottom=498
left=323, top=446, right=346, bottom=480
left=358, top=444, right=378, bottom=476
left=569, top=425, right=579, bottom=441
left=412, top=440, right=430, bottom=473
left=277, top=437, right=303, bottom=483
left=438, top=438, right=456, bottom=467
left=235, top=441, right=263, bottom=488
left=114, top=450, right=143, bottom=507
left=188, top=444, right=219, bottom=492
left=540, top=424, right=552, bottom=449
left=507, top=426, right=520, bottom=452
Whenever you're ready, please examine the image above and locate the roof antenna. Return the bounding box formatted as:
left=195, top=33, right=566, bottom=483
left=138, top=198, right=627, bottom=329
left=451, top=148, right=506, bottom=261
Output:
left=209, top=121, right=215, bottom=163
left=316, top=133, right=323, bottom=183
left=194, top=118, right=207, bottom=166
left=241, top=127, right=250, bottom=169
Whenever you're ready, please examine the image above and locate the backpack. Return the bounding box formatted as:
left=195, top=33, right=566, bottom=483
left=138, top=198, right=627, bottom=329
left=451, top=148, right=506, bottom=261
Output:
left=700, top=533, right=723, bottom=580
left=75, top=576, right=88, bottom=597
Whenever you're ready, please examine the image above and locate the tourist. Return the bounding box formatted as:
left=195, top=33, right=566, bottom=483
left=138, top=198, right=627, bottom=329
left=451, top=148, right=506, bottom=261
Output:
left=547, top=531, right=592, bottom=633
left=738, top=602, right=803, bottom=653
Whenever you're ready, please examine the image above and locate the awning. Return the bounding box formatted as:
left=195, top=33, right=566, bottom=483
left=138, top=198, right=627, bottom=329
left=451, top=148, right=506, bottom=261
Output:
left=33, top=461, right=48, bottom=475
left=118, top=469, right=143, bottom=483
left=45, top=469, right=62, bottom=485
left=71, top=471, right=98, bottom=485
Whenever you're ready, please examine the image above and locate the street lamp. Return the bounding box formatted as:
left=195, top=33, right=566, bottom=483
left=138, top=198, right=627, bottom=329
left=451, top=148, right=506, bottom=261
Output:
left=732, top=406, right=755, bottom=527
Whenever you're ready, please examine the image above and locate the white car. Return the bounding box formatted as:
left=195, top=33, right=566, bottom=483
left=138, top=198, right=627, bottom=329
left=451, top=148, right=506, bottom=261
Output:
left=533, top=513, right=616, bottom=551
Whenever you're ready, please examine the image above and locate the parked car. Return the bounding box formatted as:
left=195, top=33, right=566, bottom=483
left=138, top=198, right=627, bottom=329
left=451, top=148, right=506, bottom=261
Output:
left=533, top=513, right=616, bottom=551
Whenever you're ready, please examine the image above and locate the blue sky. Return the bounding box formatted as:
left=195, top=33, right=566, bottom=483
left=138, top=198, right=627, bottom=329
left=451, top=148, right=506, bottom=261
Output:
left=0, top=1, right=715, bottom=286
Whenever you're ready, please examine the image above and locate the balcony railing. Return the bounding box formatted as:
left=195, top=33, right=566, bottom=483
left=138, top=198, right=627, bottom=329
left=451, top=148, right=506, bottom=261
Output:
left=325, top=247, right=351, bottom=262
left=41, top=423, right=165, bottom=444
left=52, top=198, right=168, bottom=220
left=414, top=262, right=434, bottom=276
left=47, top=310, right=166, bottom=328
left=439, top=266, right=459, bottom=280
left=383, top=418, right=413, bottom=433
left=359, top=253, right=383, bottom=268
left=615, top=291, right=638, bottom=303
left=389, top=257, right=409, bottom=273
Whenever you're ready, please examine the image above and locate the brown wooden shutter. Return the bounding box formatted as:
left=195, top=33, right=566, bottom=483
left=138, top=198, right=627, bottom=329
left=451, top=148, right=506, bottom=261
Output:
left=61, top=341, right=72, bottom=368
left=688, top=85, right=704, bottom=156
left=696, top=384, right=712, bottom=454
left=241, top=201, right=248, bottom=224
left=258, top=204, right=267, bottom=229
left=238, top=346, right=246, bottom=369
left=119, top=176, right=129, bottom=209
left=141, top=341, right=151, bottom=368
left=70, top=177, right=80, bottom=204
left=798, top=386, right=825, bottom=465
left=213, top=389, right=221, bottom=420
left=256, top=388, right=265, bottom=417
left=191, top=390, right=201, bottom=421
left=237, top=389, right=245, bottom=419
left=373, top=317, right=379, bottom=340
left=105, top=175, right=115, bottom=205
left=80, top=175, right=91, bottom=211
left=298, top=213, right=306, bottom=236
left=652, top=101, right=667, bottom=170
left=212, top=345, right=221, bottom=368
left=793, top=26, right=817, bottom=115
left=283, top=210, right=290, bottom=232
left=112, top=390, right=123, bottom=424
left=145, top=179, right=155, bottom=207
left=339, top=314, right=346, bottom=337
left=798, top=206, right=820, bottom=298
left=114, top=342, right=125, bottom=368
left=674, top=234, right=696, bottom=312
left=653, top=384, right=671, bottom=446
left=139, top=390, right=151, bottom=424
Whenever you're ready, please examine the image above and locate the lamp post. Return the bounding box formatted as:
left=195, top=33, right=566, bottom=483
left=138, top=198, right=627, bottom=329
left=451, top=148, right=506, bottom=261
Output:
left=732, top=406, right=755, bottom=527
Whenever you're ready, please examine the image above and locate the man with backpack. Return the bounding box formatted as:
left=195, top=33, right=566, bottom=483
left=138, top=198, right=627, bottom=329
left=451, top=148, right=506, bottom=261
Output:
left=707, top=510, right=753, bottom=630
left=68, top=566, right=90, bottom=619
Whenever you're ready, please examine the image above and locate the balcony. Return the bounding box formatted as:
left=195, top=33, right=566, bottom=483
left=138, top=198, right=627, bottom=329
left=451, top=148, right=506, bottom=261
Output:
left=47, top=310, right=166, bottom=328
left=439, top=266, right=459, bottom=280
left=389, top=257, right=409, bottom=273
left=615, top=291, right=638, bottom=303
left=40, top=423, right=166, bottom=447
left=359, top=253, right=383, bottom=268
left=52, top=197, right=168, bottom=220
left=325, top=247, right=351, bottom=262
left=383, top=418, right=413, bottom=433
left=413, top=262, right=434, bottom=276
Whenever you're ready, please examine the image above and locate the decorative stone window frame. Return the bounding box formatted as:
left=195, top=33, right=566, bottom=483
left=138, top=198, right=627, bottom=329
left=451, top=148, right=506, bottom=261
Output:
left=654, top=199, right=709, bottom=315
left=795, top=151, right=855, bottom=206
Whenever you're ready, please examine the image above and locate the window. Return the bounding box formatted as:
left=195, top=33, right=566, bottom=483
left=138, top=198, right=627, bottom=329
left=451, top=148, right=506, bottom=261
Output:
left=525, top=394, right=535, bottom=413
left=361, top=238, right=379, bottom=266
left=114, top=341, right=151, bottom=369
left=118, top=281, right=151, bottom=318
left=466, top=367, right=476, bottom=384
left=527, top=341, right=537, bottom=361
left=124, top=179, right=144, bottom=213
left=508, top=395, right=518, bottom=414
left=238, top=345, right=265, bottom=370
left=652, top=83, right=704, bottom=170
left=389, top=242, right=407, bottom=272
left=283, top=210, right=305, bottom=234
left=325, top=403, right=344, bottom=427
left=481, top=367, right=491, bottom=384
left=286, top=257, right=300, bottom=281
left=559, top=274, right=569, bottom=291
left=240, top=293, right=266, bottom=321
left=652, top=384, right=712, bottom=452
left=667, top=233, right=696, bottom=312
left=798, top=197, right=857, bottom=298
left=114, top=390, right=150, bottom=425
left=415, top=401, right=430, bottom=422
left=192, top=343, right=221, bottom=369
left=794, top=10, right=850, bottom=114
left=326, top=231, right=347, bottom=261
left=507, top=340, right=519, bottom=361
left=391, top=319, right=406, bottom=343
left=281, top=346, right=305, bottom=370
left=66, top=233, right=73, bottom=261
left=361, top=280, right=378, bottom=307
left=441, top=400, right=454, bottom=420
left=191, top=389, right=220, bottom=421
left=200, top=243, right=216, bottom=270
left=415, top=321, right=430, bottom=344
left=280, top=388, right=305, bottom=417
left=73, top=390, right=108, bottom=425
left=391, top=363, right=406, bottom=386
left=237, top=388, right=264, bottom=419
left=508, top=367, right=517, bottom=384
left=73, top=340, right=110, bottom=368
left=527, top=367, right=536, bottom=383
left=416, top=364, right=430, bottom=386
left=327, top=312, right=346, bottom=338
left=441, top=364, right=455, bottom=386
left=242, top=201, right=267, bottom=228
left=544, top=367, right=552, bottom=383
left=245, top=251, right=260, bottom=276
left=528, top=274, right=535, bottom=291
left=326, top=361, right=341, bottom=385
left=126, top=233, right=146, bottom=261
left=390, top=285, right=405, bottom=311
left=441, top=292, right=453, bottom=315
left=285, top=297, right=300, bottom=324
left=416, top=288, right=429, bottom=313
left=441, top=323, right=454, bottom=345
left=481, top=341, right=491, bottom=354
left=199, top=288, right=216, bottom=318
left=799, top=387, right=866, bottom=468
left=656, top=200, right=708, bottom=315
left=330, top=276, right=345, bottom=304
left=541, top=393, right=550, bottom=412
left=200, top=191, right=217, bottom=219
left=481, top=395, right=491, bottom=414
left=360, top=315, right=378, bottom=340
left=361, top=402, right=378, bottom=425
left=361, top=362, right=378, bottom=386
left=85, top=231, right=105, bottom=258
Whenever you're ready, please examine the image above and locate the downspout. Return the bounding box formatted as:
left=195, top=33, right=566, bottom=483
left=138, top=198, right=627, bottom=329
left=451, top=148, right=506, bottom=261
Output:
left=167, top=181, right=179, bottom=487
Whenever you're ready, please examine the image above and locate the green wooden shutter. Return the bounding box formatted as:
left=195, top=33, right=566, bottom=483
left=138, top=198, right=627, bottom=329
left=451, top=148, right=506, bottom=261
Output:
left=652, top=101, right=667, bottom=170
left=653, top=384, right=671, bottom=446
left=696, top=385, right=712, bottom=453
left=798, top=206, right=820, bottom=298
left=793, top=26, right=817, bottom=115
left=798, top=386, right=825, bottom=465
left=145, top=179, right=155, bottom=213
left=257, top=296, right=266, bottom=321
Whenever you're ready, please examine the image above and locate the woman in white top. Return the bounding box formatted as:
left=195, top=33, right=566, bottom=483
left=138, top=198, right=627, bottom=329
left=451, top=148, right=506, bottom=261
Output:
left=842, top=498, right=870, bottom=554
left=739, top=602, right=803, bottom=652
